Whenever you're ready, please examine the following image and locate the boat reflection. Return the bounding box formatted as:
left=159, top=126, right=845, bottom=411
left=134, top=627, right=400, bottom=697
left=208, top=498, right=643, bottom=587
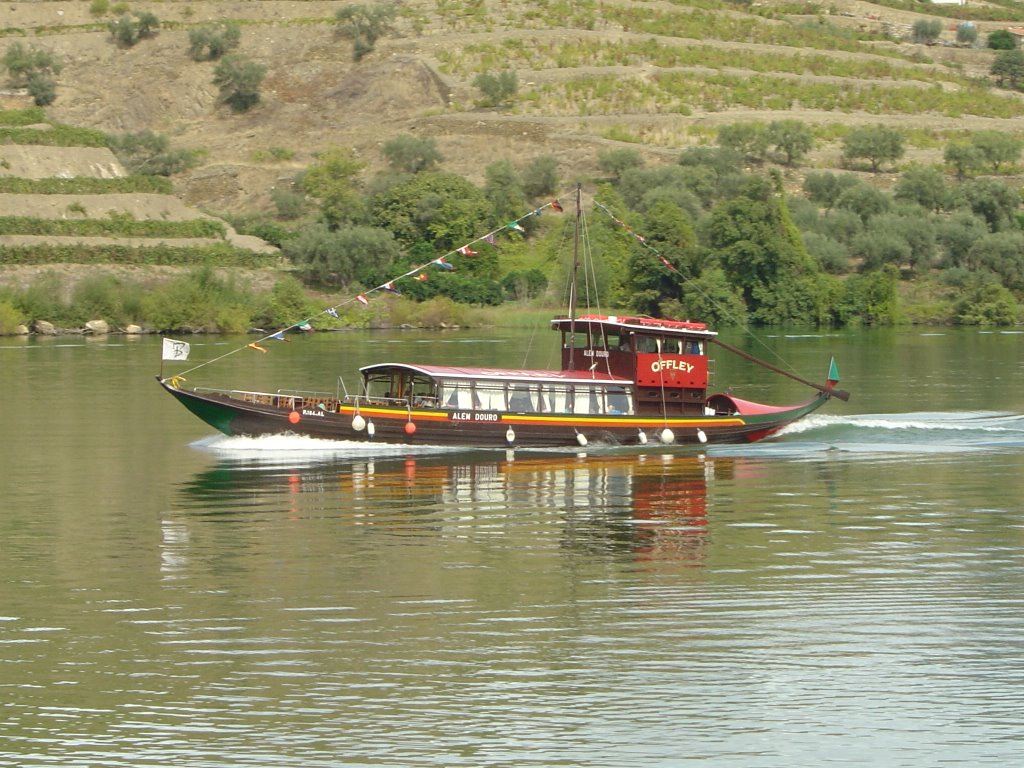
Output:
left=176, top=451, right=731, bottom=567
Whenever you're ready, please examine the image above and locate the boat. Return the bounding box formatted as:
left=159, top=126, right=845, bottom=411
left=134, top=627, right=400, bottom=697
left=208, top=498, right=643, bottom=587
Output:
left=159, top=188, right=848, bottom=449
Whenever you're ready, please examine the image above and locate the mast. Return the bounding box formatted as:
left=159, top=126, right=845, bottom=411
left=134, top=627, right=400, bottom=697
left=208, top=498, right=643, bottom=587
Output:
left=567, top=183, right=582, bottom=371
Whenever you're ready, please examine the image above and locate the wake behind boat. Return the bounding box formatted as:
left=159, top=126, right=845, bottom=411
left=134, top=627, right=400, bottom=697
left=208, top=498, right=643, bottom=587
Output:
left=158, top=187, right=848, bottom=449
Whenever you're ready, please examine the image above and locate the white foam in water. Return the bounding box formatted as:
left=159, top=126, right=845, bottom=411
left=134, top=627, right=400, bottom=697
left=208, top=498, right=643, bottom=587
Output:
left=192, top=433, right=463, bottom=464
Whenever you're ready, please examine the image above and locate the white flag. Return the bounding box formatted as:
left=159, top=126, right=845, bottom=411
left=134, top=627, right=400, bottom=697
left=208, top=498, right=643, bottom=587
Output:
left=162, top=338, right=190, bottom=361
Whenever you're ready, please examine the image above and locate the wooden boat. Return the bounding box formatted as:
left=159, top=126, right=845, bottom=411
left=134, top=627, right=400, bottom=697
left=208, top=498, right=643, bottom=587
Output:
left=159, top=188, right=848, bottom=448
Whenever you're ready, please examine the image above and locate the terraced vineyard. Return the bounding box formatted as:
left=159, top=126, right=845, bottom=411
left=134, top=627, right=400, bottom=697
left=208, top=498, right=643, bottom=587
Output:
left=2, top=0, right=1021, bottom=216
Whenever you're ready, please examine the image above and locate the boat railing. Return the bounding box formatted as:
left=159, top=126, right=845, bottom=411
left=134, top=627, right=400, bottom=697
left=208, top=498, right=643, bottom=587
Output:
left=194, top=386, right=344, bottom=412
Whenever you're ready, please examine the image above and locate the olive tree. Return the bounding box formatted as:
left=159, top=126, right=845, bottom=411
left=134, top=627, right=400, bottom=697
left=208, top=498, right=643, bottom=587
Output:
left=472, top=70, right=518, bottom=108
left=381, top=134, right=443, bottom=174
left=841, top=125, right=905, bottom=172
left=335, top=2, right=398, bottom=62
left=187, top=21, right=241, bottom=62
left=2, top=43, right=62, bottom=106
left=213, top=53, right=267, bottom=112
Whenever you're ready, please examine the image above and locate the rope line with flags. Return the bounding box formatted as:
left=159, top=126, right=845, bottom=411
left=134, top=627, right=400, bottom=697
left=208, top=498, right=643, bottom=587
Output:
left=160, top=195, right=569, bottom=380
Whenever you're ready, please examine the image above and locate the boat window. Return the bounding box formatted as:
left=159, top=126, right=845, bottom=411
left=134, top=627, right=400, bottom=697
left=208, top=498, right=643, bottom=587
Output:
left=687, top=340, right=704, bottom=355
left=663, top=338, right=683, bottom=354
left=547, top=385, right=570, bottom=413
left=572, top=385, right=592, bottom=414
left=442, top=382, right=473, bottom=409
left=535, top=385, right=550, bottom=413
left=508, top=384, right=535, bottom=412
left=476, top=384, right=505, bottom=412
left=636, top=335, right=658, bottom=353
left=607, top=386, right=631, bottom=415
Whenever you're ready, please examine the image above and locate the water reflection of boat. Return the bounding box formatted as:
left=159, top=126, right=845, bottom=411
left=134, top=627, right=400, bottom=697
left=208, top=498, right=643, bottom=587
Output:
left=178, top=451, right=728, bottom=562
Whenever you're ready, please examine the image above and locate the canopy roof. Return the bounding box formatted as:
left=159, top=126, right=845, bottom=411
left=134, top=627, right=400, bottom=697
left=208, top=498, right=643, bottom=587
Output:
left=360, top=363, right=633, bottom=386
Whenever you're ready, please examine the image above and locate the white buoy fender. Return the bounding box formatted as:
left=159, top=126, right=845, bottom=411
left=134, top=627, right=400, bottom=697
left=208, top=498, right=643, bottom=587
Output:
left=637, top=430, right=648, bottom=445
left=697, top=428, right=707, bottom=444
left=576, top=433, right=588, bottom=447
left=366, top=421, right=376, bottom=439
left=351, top=414, right=366, bottom=432
left=660, top=428, right=675, bottom=445
left=505, top=427, right=516, bottom=444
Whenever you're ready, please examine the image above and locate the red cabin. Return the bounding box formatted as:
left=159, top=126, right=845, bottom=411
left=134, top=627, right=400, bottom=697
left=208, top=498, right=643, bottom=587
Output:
left=551, top=314, right=717, bottom=416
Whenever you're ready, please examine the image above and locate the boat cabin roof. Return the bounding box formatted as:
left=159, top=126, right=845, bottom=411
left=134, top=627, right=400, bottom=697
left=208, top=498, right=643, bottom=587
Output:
left=360, top=363, right=633, bottom=386
left=550, top=314, right=716, bottom=338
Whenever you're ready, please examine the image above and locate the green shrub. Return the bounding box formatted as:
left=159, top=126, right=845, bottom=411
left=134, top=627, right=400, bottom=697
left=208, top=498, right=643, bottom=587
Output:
left=108, top=12, right=160, bottom=48
left=187, top=21, right=242, bottom=62
left=473, top=70, right=518, bottom=107
left=106, top=130, right=200, bottom=176
left=0, top=300, right=25, bottom=334
left=213, top=54, right=267, bottom=112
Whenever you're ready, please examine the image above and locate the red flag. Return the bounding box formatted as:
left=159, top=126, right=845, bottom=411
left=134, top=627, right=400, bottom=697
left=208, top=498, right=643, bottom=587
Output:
left=416, top=273, right=429, bottom=282
left=551, top=199, right=563, bottom=212
left=457, top=245, right=478, bottom=256
left=247, top=342, right=267, bottom=353
left=356, top=294, right=369, bottom=306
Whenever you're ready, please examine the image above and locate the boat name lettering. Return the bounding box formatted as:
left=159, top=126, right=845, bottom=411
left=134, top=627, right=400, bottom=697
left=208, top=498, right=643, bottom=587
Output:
left=450, top=411, right=501, bottom=422
left=651, top=359, right=694, bottom=373
left=301, top=409, right=326, bottom=417
left=583, top=349, right=610, bottom=358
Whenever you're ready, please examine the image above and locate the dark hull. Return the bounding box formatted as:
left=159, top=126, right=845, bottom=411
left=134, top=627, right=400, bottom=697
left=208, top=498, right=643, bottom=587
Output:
left=159, top=378, right=829, bottom=449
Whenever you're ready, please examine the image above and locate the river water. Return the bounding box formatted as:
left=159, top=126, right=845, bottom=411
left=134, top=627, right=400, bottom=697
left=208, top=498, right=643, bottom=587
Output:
left=2, top=327, right=1024, bottom=767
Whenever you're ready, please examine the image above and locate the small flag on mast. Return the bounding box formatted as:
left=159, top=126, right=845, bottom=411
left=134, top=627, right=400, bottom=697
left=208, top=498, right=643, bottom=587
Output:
left=161, top=338, right=190, bottom=361
left=826, top=357, right=841, bottom=387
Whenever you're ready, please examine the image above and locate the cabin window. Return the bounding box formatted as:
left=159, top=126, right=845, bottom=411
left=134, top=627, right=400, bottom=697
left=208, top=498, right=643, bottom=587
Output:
left=535, top=385, right=550, bottom=413
left=547, top=385, right=571, bottom=413
left=636, top=336, right=659, bottom=353
left=476, top=384, right=506, bottom=412
left=607, top=386, right=631, bottom=415
left=441, top=382, right=473, bottom=410
left=508, top=384, right=535, bottom=412
left=571, top=386, right=602, bottom=414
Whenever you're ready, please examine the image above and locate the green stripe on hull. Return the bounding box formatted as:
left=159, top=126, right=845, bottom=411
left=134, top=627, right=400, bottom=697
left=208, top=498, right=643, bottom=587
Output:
left=172, top=390, right=238, bottom=436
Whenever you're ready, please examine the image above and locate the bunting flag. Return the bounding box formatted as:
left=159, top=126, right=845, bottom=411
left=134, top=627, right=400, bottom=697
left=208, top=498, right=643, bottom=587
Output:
left=658, top=255, right=678, bottom=273
left=507, top=222, right=525, bottom=233
left=416, top=273, right=429, bottom=282
left=432, top=257, right=454, bottom=271
left=271, top=331, right=290, bottom=342
left=356, top=294, right=369, bottom=306
left=326, top=307, right=339, bottom=318
left=247, top=342, right=267, bottom=353
left=551, top=199, right=563, bottom=213
left=383, top=281, right=402, bottom=295
left=457, top=245, right=478, bottom=257
left=484, top=233, right=498, bottom=247
left=298, top=321, right=314, bottom=332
